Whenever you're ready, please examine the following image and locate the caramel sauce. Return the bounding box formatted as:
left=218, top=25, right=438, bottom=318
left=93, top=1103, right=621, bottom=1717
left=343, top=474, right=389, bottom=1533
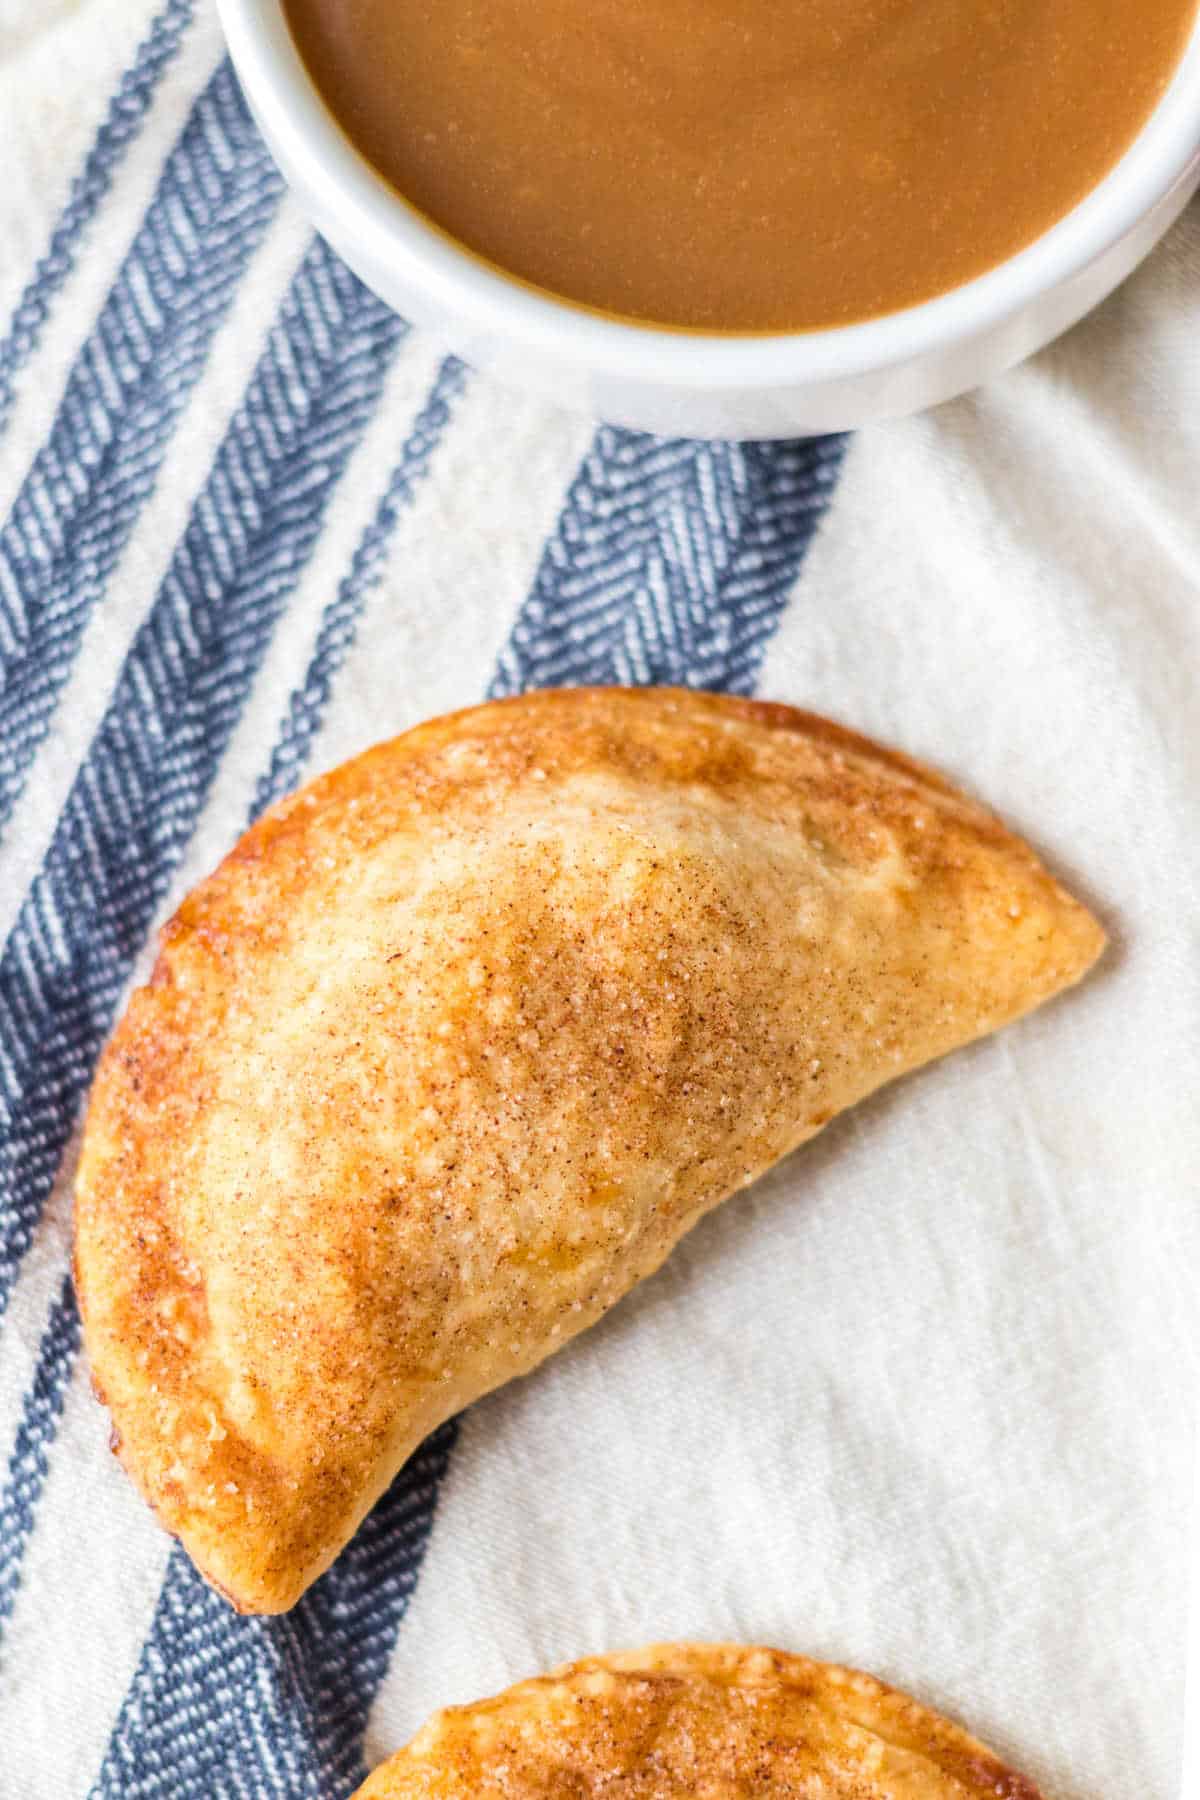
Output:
left=284, top=0, right=1196, bottom=332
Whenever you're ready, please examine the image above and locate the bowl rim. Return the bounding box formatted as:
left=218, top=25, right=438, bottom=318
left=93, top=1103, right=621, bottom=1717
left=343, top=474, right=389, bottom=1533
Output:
left=217, top=0, right=1200, bottom=390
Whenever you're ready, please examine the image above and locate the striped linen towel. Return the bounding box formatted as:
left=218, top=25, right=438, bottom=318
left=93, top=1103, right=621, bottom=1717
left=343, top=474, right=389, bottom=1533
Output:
left=1, top=3, right=1197, bottom=1796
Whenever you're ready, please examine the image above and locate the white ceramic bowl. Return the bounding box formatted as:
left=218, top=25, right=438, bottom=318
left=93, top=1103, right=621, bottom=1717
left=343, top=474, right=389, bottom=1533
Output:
left=217, top=0, right=1200, bottom=439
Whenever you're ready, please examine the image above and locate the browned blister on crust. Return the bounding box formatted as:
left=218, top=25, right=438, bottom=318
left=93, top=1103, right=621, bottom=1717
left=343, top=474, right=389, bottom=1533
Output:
left=74, top=688, right=1105, bottom=1612
left=353, top=1642, right=1045, bottom=1798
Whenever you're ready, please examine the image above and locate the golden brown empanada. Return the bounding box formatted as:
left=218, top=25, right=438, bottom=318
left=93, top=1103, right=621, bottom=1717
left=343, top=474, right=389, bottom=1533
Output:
left=74, top=688, right=1104, bottom=1612
left=352, top=1642, right=1043, bottom=1798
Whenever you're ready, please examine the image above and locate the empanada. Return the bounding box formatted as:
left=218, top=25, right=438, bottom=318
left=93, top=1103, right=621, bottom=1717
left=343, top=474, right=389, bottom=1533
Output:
left=74, top=688, right=1104, bottom=1612
left=352, top=1642, right=1043, bottom=1798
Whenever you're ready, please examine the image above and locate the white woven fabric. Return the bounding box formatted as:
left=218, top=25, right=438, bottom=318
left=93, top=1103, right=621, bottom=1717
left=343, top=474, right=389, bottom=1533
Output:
left=0, top=5, right=1195, bottom=1797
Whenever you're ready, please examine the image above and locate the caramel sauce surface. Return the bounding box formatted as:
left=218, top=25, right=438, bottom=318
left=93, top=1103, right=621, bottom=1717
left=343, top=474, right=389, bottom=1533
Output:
left=284, top=0, right=1196, bottom=331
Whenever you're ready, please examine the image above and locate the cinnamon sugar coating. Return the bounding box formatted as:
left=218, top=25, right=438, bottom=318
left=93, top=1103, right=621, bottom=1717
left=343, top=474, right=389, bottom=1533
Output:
left=354, top=1643, right=1045, bottom=1798
left=74, top=689, right=1104, bottom=1612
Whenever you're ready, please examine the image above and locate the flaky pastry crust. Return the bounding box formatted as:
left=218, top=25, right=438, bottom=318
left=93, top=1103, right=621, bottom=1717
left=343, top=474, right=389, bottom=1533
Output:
left=353, top=1642, right=1044, bottom=1798
left=74, top=688, right=1104, bottom=1611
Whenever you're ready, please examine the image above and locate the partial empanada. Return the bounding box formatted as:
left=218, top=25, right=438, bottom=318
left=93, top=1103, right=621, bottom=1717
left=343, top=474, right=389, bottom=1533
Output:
left=74, top=688, right=1104, bottom=1612
left=352, top=1642, right=1043, bottom=1798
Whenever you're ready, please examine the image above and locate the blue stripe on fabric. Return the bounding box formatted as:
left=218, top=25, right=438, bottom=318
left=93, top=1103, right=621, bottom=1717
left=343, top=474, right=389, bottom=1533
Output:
left=252, top=354, right=468, bottom=817
left=0, top=238, right=410, bottom=1333
left=0, top=339, right=464, bottom=1714
left=0, top=0, right=196, bottom=435
left=88, top=367, right=480, bottom=1800
left=85, top=422, right=849, bottom=1800
left=0, top=1274, right=80, bottom=1634
left=0, top=57, right=284, bottom=835
left=492, top=427, right=848, bottom=698
left=92, top=1427, right=457, bottom=1800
